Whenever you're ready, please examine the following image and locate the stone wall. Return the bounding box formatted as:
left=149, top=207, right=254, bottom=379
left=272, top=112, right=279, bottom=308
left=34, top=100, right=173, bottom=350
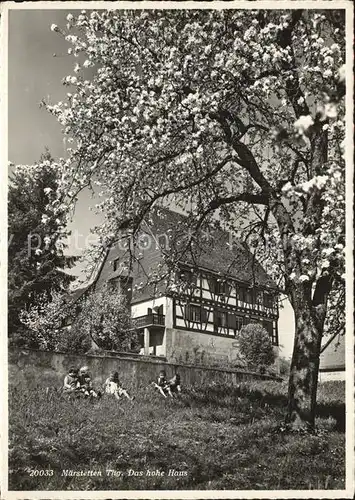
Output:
left=165, top=328, right=280, bottom=372
left=165, top=327, right=243, bottom=366
left=8, top=348, right=280, bottom=391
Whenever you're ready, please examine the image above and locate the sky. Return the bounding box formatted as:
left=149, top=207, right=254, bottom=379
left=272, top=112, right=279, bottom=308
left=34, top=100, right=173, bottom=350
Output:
left=8, top=9, right=102, bottom=268
left=7, top=8, right=295, bottom=359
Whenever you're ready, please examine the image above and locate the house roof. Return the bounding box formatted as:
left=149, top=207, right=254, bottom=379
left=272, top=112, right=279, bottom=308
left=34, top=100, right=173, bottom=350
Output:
left=73, top=207, right=278, bottom=304
left=141, top=207, right=277, bottom=290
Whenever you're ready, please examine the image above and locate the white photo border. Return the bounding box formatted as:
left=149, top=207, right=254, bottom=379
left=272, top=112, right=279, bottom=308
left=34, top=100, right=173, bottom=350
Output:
left=1, top=1, right=353, bottom=499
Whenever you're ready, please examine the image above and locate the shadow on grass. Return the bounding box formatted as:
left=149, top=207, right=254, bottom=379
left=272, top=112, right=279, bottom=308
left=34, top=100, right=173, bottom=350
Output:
left=184, top=381, right=345, bottom=431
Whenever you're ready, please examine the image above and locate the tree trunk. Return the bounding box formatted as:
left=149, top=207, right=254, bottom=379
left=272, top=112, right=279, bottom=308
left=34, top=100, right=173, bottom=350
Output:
left=286, top=290, right=323, bottom=430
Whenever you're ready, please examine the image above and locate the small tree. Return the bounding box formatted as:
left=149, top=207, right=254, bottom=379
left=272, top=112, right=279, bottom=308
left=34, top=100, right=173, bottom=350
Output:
left=20, top=284, right=139, bottom=353
left=19, top=290, right=90, bottom=353
left=72, top=283, right=139, bottom=352
left=237, top=323, right=276, bottom=372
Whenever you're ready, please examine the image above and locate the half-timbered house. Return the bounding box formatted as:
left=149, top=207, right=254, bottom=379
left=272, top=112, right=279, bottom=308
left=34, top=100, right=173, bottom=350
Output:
left=88, top=208, right=280, bottom=368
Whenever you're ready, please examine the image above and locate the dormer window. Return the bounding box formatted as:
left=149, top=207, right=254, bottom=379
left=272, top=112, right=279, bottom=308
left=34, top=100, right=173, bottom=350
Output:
left=113, top=258, right=119, bottom=271
left=137, top=233, right=150, bottom=249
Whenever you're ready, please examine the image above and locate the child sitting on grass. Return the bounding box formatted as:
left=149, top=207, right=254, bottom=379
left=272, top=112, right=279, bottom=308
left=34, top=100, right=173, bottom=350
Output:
left=152, top=370, right=173, bottom=398
left=168, top=373, right=182, bottom=394
left=78, top=366, right=101, bottom=399
left=104, top=371, right=134, bottom=401
left=63, top=367, right=80, bottom=394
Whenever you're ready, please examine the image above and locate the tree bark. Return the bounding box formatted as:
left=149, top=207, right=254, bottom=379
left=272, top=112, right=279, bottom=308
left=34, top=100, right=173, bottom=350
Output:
left=286, top=286, right=323, bottom=430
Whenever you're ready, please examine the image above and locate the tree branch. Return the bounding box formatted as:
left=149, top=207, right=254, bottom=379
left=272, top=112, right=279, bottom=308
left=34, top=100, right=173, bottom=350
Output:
left=231, top=139, right=273, bottom=193
left=207, top=192, right=269, bottom=210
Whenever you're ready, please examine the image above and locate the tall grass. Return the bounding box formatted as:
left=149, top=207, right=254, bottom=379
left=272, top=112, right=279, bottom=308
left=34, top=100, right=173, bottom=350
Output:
left=9, top=380, right=345, bottom=491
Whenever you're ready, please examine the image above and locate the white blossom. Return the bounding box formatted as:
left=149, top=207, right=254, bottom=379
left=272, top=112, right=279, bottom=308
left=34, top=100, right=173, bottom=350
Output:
left=299, top=275, right=309, bottom=282
left=338, top=64, right=346, bottom=82
left=324, top=103, right=338, bottom=118
left=294, top=115, right=314, bottom=135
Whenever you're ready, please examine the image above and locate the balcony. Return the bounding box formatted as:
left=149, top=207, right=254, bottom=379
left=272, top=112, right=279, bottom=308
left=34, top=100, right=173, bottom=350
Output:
left=133, top=314, right=165, bottom=329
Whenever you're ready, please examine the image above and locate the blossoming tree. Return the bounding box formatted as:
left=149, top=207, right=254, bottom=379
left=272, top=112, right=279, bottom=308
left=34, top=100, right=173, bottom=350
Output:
left=20, top=284, right=139, bottom=353
left=43, top=9, right=347, bottom=429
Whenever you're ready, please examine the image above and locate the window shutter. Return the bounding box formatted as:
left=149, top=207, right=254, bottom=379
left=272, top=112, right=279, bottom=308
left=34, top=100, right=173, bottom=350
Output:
left=213, top=308, right=220, bottom=327
left=184, top=304, right=191, bottom=321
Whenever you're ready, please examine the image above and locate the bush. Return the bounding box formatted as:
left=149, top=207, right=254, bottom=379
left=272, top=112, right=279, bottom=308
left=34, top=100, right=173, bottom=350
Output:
left=237, top=323, right=276, bottom=370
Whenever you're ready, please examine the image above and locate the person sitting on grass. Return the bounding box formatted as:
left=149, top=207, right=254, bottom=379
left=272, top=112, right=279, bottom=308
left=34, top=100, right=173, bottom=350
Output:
left=152, top=370, right=173, bottom=398
left=104, top=371, right=134, bottom=401
left=63, top=367, right=80, bottom=394
left=78, top=366, right=101, bottom=399
left=168, top=373, right=182, bottom=394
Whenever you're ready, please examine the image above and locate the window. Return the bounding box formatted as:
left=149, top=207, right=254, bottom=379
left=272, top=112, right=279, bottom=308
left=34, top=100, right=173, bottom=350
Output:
left=262, top=320, right=278, bottom=345
left=209, top=277, right=230, bottom=296
left=185, top=304, right=207, bottom=323
left=263, top=292, right=273, bottom=308
left=242, top=289, right=253, bottom=304
left=237, top=286, right=253, bottom=302
left=156, top=233, right=169, bottom=250
left=248, top=289, right=254, bottom=304
left=228, top=314, right=244, bottom=334
left=113, top=259, right=120, bottom=271
left=214, top=309, right=228, bottom=328
left=255, top=291, right=263, bottom=306
left=236, top=315, right=244, bottom=331
left=218, top=281, right=229, bottom=296
left=228, top=314, right=237, bottom=330
left=262, top=320, right=273, bottom=338
left=137, top=233, right=150, bottom=249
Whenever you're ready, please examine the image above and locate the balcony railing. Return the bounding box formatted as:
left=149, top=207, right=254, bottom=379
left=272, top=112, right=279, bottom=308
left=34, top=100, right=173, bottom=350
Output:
left=133, top=314, right=165, bottom=329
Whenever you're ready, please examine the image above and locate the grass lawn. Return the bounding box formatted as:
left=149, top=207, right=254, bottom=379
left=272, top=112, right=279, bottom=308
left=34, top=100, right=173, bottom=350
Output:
left=8, top=380, right=345, bottom=491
